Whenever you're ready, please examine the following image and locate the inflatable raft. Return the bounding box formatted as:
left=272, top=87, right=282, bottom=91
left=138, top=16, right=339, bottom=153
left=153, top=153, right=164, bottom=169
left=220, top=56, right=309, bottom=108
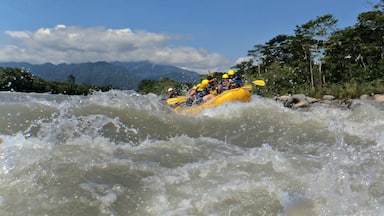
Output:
left=174, top=87, right=251, bottom=114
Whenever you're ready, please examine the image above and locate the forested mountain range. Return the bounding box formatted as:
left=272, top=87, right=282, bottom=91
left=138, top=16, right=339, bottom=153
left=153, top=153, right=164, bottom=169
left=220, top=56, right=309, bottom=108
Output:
left=0, top=61, right=200, bottom=90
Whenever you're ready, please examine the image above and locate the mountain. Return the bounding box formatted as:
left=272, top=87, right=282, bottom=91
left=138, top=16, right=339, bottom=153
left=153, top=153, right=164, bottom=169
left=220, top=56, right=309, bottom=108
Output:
left=0, top=61, right=201, bottom=90
left=111, top=61, right=200, bottom=82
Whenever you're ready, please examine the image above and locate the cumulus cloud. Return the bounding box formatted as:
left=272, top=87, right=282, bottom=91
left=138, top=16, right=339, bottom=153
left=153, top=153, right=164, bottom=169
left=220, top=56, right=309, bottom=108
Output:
left=0, top=25, right=231, bottom=73
left=235, top=56, right=256, bottom=65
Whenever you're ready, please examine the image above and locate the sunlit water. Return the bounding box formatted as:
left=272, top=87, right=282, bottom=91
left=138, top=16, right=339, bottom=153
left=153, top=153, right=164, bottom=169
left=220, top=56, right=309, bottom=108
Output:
left=0, top=90, right=383, bottom=216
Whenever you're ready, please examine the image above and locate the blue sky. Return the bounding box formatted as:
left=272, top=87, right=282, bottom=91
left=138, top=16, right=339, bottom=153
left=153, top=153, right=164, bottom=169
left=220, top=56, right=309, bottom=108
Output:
left=0, top=0, right=374, bottom=73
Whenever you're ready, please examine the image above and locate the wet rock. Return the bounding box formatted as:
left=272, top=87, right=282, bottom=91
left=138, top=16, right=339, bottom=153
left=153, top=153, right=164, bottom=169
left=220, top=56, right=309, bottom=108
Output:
left=306, top=97, right=319, bottom=103
left=292, top=94, right=307, bottom=101
left=282, top=94, right=316, bottom=109
left=292, top=100, right=309, bottom=109
left=275, top=93, right=359, bottom=110
left=359, top=94, right=371, bottom=100
left=274, top=95, right=291, bottom=103
left=374, top=94, right=384, bottom=103
left=322, top=95, right=335, bottom=100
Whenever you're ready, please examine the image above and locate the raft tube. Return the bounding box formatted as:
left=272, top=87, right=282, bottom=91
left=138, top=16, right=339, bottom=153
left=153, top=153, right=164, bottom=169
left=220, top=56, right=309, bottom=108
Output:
left=174, top=87, right=251, bottom=114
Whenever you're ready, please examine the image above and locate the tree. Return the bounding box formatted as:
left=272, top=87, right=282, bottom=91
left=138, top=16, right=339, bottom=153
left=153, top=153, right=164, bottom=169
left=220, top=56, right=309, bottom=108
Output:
left=324, top=4, right=384, bottom=82
left=68, top=74, right=76, bottom=85
left=294, top=14, right=338, bottom=87
left=0, top=67, right=110, bottom=95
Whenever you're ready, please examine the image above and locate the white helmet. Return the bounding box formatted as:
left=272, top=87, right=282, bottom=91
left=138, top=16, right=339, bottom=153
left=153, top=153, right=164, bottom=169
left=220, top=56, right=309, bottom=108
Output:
left=167, top=87, right=174, bottom=92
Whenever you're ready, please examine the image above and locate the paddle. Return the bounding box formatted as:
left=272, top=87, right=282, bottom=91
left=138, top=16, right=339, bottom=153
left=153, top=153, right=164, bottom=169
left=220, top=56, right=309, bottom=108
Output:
left=242, top=80, right=265, bottom=90
left=252, top=80, right=266, bottom=87
left=167, top=96, right=188, bottom=105
left=242, top=84, right=253, bottom=91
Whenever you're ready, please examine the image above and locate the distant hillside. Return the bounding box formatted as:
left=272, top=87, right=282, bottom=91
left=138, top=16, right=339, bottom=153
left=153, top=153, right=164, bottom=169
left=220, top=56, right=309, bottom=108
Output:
left=0, top=61, right=201, bottom=90
left=0, top=66, right=111, bottom=95
left=111, top=61, right=200, bottom=83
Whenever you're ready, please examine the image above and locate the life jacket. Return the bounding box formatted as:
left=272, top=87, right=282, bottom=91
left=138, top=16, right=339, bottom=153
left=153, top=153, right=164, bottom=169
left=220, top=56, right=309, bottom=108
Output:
left=217, top=79, right=230, bottom=93
left=228, top=75, right=243, bottom=89
left=232, top=76, right=243, bottom=88
left=187, top=84, right=199, bottom=96
left=185, top=84, right=207, bottom=106
left=196, top=85, right=209, bottom=98
left=207, top=78, right=217, bottom=94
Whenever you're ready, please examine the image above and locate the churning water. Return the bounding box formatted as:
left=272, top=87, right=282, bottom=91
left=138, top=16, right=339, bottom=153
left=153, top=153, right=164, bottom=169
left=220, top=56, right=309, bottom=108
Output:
left=0, top=90, right=383, bottom=216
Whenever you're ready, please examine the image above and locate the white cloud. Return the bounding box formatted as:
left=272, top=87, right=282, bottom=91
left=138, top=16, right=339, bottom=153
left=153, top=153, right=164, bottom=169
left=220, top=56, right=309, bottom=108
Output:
left=5, top=30, right=30, bottom=39
left=0, top=25, right=232, bottom=73
left=234, top=56, right=258, bottom=65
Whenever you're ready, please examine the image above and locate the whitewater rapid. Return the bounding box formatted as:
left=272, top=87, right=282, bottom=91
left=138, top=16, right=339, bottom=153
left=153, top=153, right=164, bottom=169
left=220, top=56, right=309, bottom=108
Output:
left=0, top=90, right=383, bottom=215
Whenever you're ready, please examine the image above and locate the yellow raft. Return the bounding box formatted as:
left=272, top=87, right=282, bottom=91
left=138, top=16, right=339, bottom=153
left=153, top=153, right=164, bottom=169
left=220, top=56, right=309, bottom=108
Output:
left=174, top=87, right=251, bottom=114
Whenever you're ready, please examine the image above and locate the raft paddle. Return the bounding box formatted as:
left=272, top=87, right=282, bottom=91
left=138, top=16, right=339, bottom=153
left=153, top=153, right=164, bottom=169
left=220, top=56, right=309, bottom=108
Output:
left=242, top=84, right=253, bottom=91
left=167, top=96, right=188, bottom=105
left=242, top=80, right=265, bottom=91
left=252, top=80, right=266, bottom=87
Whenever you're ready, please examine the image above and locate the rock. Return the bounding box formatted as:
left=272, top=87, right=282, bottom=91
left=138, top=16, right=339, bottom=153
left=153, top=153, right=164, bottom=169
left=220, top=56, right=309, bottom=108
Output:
left=306, top=97, right=319, bottom=103
left=292, top=100, right=309, bottom=109
left=275, top=95, right=291, bottom=102
left=374, top=94, right=384, bottom=103
left=340, top=99, right=354, bottom=109
left=292, top=94, right=307, bottom=101
left=283, top=94, right=309, bottom=108
left=359, top=94, right=371, bottom=100
left=322, top=95, right=335, bottom=100
left=319, top=99, right=332, bottom=105
left=274, top=93, right=363, bottom=110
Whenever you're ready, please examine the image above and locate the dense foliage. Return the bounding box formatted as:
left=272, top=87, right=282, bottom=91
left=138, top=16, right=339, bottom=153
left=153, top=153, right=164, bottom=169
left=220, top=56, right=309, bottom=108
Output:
left=234, top=1, right=384, bottom=99
left=0, top=67, right=111, bottom=95
left=138, top=78, right=193, bottom=96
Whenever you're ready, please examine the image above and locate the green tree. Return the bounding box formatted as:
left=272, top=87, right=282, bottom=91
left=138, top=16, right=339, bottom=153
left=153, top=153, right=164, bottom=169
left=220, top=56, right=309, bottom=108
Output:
left=293, top=14, right=338, bottom=87
left=324, top=4, right=384, bottom=82
left=0, top=67, right=110, bottom=95
left=68, top=74, right=76, bottom=85
left=138, top=78, right=191, bottom=96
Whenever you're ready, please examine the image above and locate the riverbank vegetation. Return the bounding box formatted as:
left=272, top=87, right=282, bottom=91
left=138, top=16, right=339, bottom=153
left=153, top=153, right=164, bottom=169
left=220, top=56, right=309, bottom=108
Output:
left=138, top=78, right=193, bottom=96
left=233, top=1, right=384, bottom=99
left=0, top=67, right=111, bottom=95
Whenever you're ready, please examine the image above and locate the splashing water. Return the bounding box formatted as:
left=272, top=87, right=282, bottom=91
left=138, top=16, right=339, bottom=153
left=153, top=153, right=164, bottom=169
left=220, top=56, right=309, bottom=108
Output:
left=0, top=91, right=383, bottom=215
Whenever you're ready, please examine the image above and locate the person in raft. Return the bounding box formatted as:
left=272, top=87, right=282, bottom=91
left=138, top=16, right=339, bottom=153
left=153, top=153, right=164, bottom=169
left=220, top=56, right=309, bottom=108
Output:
left=185, top=79, right=215, bottom=106
left=216, top=73, right=231, bottom=94
left=207, top=75, right=218, bottom=95
left=167, top=87, right=179, bottom=98
left=227, top=69, right=244, bottom=89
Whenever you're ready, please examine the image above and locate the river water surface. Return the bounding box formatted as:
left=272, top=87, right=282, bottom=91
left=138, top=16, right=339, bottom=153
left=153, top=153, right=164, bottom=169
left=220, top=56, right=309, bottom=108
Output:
left=0, top=91, right=383, bottom=215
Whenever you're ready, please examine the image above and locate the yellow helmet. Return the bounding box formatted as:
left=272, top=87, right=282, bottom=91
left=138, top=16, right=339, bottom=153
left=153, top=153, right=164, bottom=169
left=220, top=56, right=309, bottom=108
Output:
left=201, top=79, right=209, bottom=86
left=227, top=69, right=235, bottom=75
left=222, top=74, right=229, bottom=79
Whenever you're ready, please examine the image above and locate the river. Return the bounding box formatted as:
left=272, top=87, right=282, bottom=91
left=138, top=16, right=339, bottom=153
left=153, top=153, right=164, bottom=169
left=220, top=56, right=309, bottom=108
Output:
left=0, top=90, right=383, bottom=215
